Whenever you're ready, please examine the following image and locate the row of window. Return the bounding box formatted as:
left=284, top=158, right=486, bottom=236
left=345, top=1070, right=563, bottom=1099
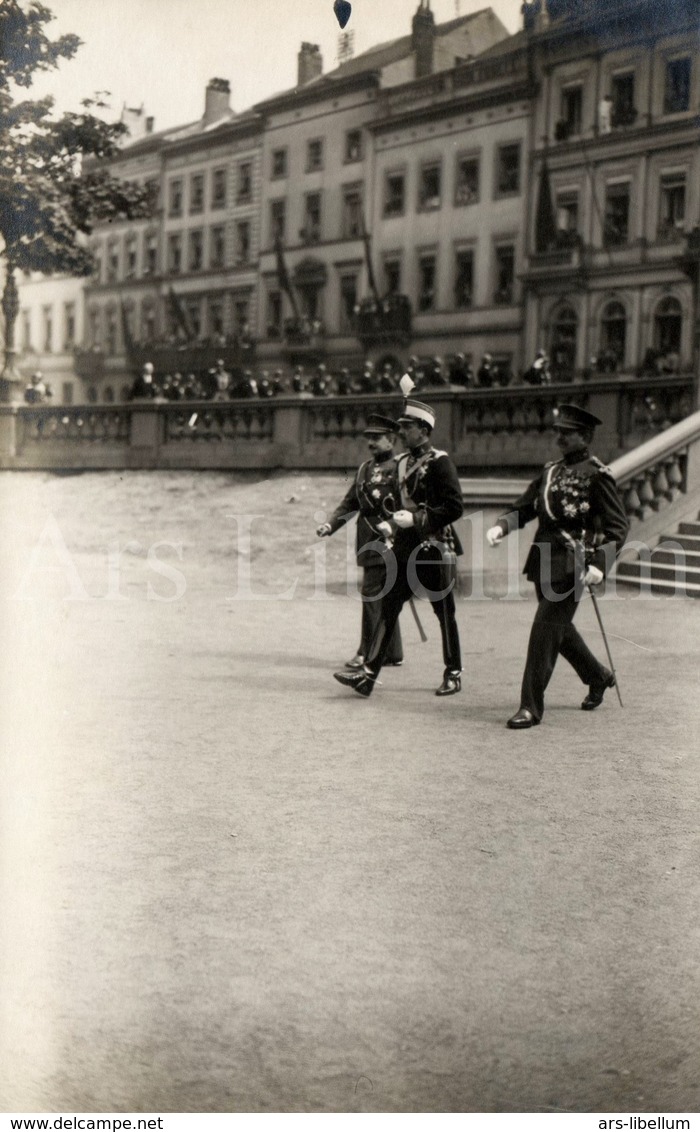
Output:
left=22, top=302, right=76, bottom=354
left=86, top=295, right=252, bottom=351
left=167, top=163, right=251, bottom=217
left=92, top=163, right=690, bottom=287
left=269, top=128, right=363, bottom=180
left=554, top=172, right=687, bottom=246
left=556, top=54, right=693, bottom=139
left=546, top=296, right=683, bottom=371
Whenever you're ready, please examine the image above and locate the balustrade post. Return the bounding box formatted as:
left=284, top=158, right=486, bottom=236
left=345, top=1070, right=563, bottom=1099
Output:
left=0, top=407, right=18, bottom=463
left=272, top=401, right=305, bottom=467
left=129, top=404, right=162, bottom=467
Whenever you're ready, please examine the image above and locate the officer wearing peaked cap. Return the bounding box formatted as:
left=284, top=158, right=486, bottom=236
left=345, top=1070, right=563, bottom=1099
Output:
left=317, top=413, right=403, bottom=670
left=487, top=403, right=630, bottom=728
left=333, top=397, right=464, bottom=698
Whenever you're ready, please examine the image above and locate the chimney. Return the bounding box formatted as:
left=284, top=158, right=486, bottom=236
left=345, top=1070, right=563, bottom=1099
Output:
left=412, top=0, right=435, bottom=79
left=204, top=78, right=231, bottom=126
left=298, top=42, right=323, bottom=86
left=145, top=116, right=154, bottom=134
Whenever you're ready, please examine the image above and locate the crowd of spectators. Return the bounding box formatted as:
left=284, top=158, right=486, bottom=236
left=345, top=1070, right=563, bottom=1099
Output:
left=127, top=353, right=529, bottom=402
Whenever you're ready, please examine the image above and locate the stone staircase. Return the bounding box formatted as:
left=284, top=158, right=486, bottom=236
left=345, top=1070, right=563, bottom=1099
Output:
left=615, top=512, right=700, bottom=597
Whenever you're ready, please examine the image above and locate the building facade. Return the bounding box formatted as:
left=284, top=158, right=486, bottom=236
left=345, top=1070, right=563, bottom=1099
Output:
left=522, top=0, right=700, bottom=380
left=13, top=0, right=700, bottom=400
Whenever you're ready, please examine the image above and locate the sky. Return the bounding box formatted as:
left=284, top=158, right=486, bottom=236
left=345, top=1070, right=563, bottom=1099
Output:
left=28, top=0, right=523, bottom=133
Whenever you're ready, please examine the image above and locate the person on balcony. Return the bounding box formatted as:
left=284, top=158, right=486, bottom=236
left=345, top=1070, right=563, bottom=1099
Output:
left=448, top=353, right=474, bottom=387
left=333, top=398, right=463, bottom=699
left=291, top=365, right=306, bottom=394
left=129, top=362, right=158, bottom=400
left=486, top=404, right=630, bottom=729
left=476, top=353, right=495, bottom=387
left=311, top=364, right=332, bottom=397
left=24, top=371, right=52, bottom=404
left=523, top=349, right=552, bottom=385
left=317, top=414, right=404, bottom=672
left=230, top=369, right=259, bottom=398
left=335, top=367, right=353, bottom=396
left=378, top=363, right=396, bottom=394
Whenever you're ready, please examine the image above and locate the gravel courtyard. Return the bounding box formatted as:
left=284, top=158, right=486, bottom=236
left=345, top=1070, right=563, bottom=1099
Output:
left=1, top=471, right=698, bottom=1113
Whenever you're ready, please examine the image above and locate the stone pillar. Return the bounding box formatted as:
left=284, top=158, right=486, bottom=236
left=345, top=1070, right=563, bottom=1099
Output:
left=0, top=407, right=17, bottom=463
left=1, top=269, right=23, bottom=404
left=129, top=404, right=162, bottom=467
left=272, top=402, right=304, bottom=467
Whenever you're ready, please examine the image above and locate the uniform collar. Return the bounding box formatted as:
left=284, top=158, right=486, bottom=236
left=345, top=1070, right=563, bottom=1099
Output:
left=562, top=447, right=589, bottom=466
left=373, top=448, right=395, bottom=465
left=408, top=440, right=432, bottom=457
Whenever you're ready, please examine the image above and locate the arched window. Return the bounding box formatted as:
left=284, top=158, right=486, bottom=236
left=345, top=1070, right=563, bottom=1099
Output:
left=653, top=296, right=682, bottom=357
left=599, top=300, right=626, bottom=370
left=550, top=304, right=578, bottom=379
left=120, top=384, right=131, bottom=402
left=87, top=385, right=98, bottom=404
left=103, top=386, right=114, bottom=403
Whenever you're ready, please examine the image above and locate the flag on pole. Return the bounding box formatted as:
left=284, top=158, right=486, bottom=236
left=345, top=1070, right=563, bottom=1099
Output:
left=120, top=299, right=136, bottom=358
left=360, top=214, right=380, bottom=301
left=534, top=160, right=558, bottom=253
left=167, top=286, right=194, bottom=341
left=274, top=236, right=300, bottom=320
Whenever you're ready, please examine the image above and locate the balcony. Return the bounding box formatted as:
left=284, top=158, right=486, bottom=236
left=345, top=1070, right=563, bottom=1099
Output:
left=281, top=317, right=327, bottom=365
left=354, top=294, right=412, bottom=347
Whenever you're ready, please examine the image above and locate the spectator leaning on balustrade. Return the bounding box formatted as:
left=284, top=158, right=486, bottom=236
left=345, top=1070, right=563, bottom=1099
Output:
left=24, top=371, right=52, bottom=404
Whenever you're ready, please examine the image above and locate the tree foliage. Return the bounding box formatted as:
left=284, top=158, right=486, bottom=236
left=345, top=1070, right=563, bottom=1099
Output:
left=0, top=0, right=152, bottom=278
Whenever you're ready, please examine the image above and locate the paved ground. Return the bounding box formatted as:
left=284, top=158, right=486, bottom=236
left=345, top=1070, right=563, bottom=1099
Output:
left=1, top=471, right=699, bottom=1113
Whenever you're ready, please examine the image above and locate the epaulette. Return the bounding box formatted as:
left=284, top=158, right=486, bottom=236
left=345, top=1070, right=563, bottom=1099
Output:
left=544, top=459, right=559, bottom=469
left=430, top=448, right=448, bottom=459
left=590, top=455, right=613, bottom=475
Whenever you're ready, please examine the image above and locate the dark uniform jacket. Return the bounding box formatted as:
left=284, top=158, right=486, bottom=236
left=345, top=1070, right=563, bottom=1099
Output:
left=390, top=445, right=464, bottom=560
left=328, top=454, right=400, bottom=565
left=497, top=452, right=629, bottom=586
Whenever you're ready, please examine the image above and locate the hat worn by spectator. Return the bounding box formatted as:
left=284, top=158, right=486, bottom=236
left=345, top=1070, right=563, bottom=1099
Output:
left=553, top=403, right=603, bottom=431
left=363, top=413, right=398, bottom=436
left=397, top=399, right=436, bottom=430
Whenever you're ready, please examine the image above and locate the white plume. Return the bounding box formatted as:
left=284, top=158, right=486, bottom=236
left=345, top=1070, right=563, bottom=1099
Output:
left=399, top=373, right=415, bottom=396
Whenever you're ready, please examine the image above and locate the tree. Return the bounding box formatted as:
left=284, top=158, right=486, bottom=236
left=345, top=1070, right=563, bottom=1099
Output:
left=0, top=0, right=152, bottom=398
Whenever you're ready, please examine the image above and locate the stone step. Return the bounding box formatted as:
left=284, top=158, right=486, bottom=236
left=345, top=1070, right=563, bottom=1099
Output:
left=652, top=546, right=700, bottom=567
left=677, top=521, right=700, bottom=536
left=615, top=561, right=700, bottom=596
left=460, top=477, right=528, bottom=506
left=658, top=533, right=700, bottom=552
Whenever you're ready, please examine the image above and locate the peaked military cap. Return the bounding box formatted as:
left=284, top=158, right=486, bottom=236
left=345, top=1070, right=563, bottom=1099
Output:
left=396, top=399, right=436, bottom=429
left=363, top=413, right=398, bottom=435
left=553, top=403, right=603, bottom=431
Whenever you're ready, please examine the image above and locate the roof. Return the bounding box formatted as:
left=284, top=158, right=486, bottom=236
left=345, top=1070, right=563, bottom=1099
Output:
left=324, top=7, right=507, bottom=80
left=256, top=6, right=510, bottom=109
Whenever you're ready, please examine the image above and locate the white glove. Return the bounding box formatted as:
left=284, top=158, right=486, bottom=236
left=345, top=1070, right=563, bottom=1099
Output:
left=376, top=520, right=393, bottom=540
left=584, top=565, right=604, bottom=587
left=316, top=522, right=332, bottom=537
left=392, top=509, right=415, bottom=529
left=486, top=525, right=504, bottom=547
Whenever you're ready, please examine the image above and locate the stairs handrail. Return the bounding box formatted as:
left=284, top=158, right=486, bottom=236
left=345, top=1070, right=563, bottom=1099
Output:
left=609, top=409, right=700, bottom=486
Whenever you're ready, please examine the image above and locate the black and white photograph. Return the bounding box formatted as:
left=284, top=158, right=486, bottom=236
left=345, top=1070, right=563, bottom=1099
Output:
left=1, top=0, right=699, bottom=1118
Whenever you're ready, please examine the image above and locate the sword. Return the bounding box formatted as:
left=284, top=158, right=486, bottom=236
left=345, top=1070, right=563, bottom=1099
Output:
left=587, top=586, right=624, bottom=707
left=408, top=596, right=428, bottom=643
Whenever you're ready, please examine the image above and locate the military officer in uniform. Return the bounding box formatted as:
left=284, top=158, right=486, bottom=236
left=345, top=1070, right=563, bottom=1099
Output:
left=487, top=404, right=630, bottom=728
left=333, top=398, right=463, bottom=698
left=317, top=414, right=403, bottom=670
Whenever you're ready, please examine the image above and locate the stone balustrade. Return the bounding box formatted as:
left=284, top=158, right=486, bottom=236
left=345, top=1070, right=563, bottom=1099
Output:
left=0, top=374, right=695, bottom=473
